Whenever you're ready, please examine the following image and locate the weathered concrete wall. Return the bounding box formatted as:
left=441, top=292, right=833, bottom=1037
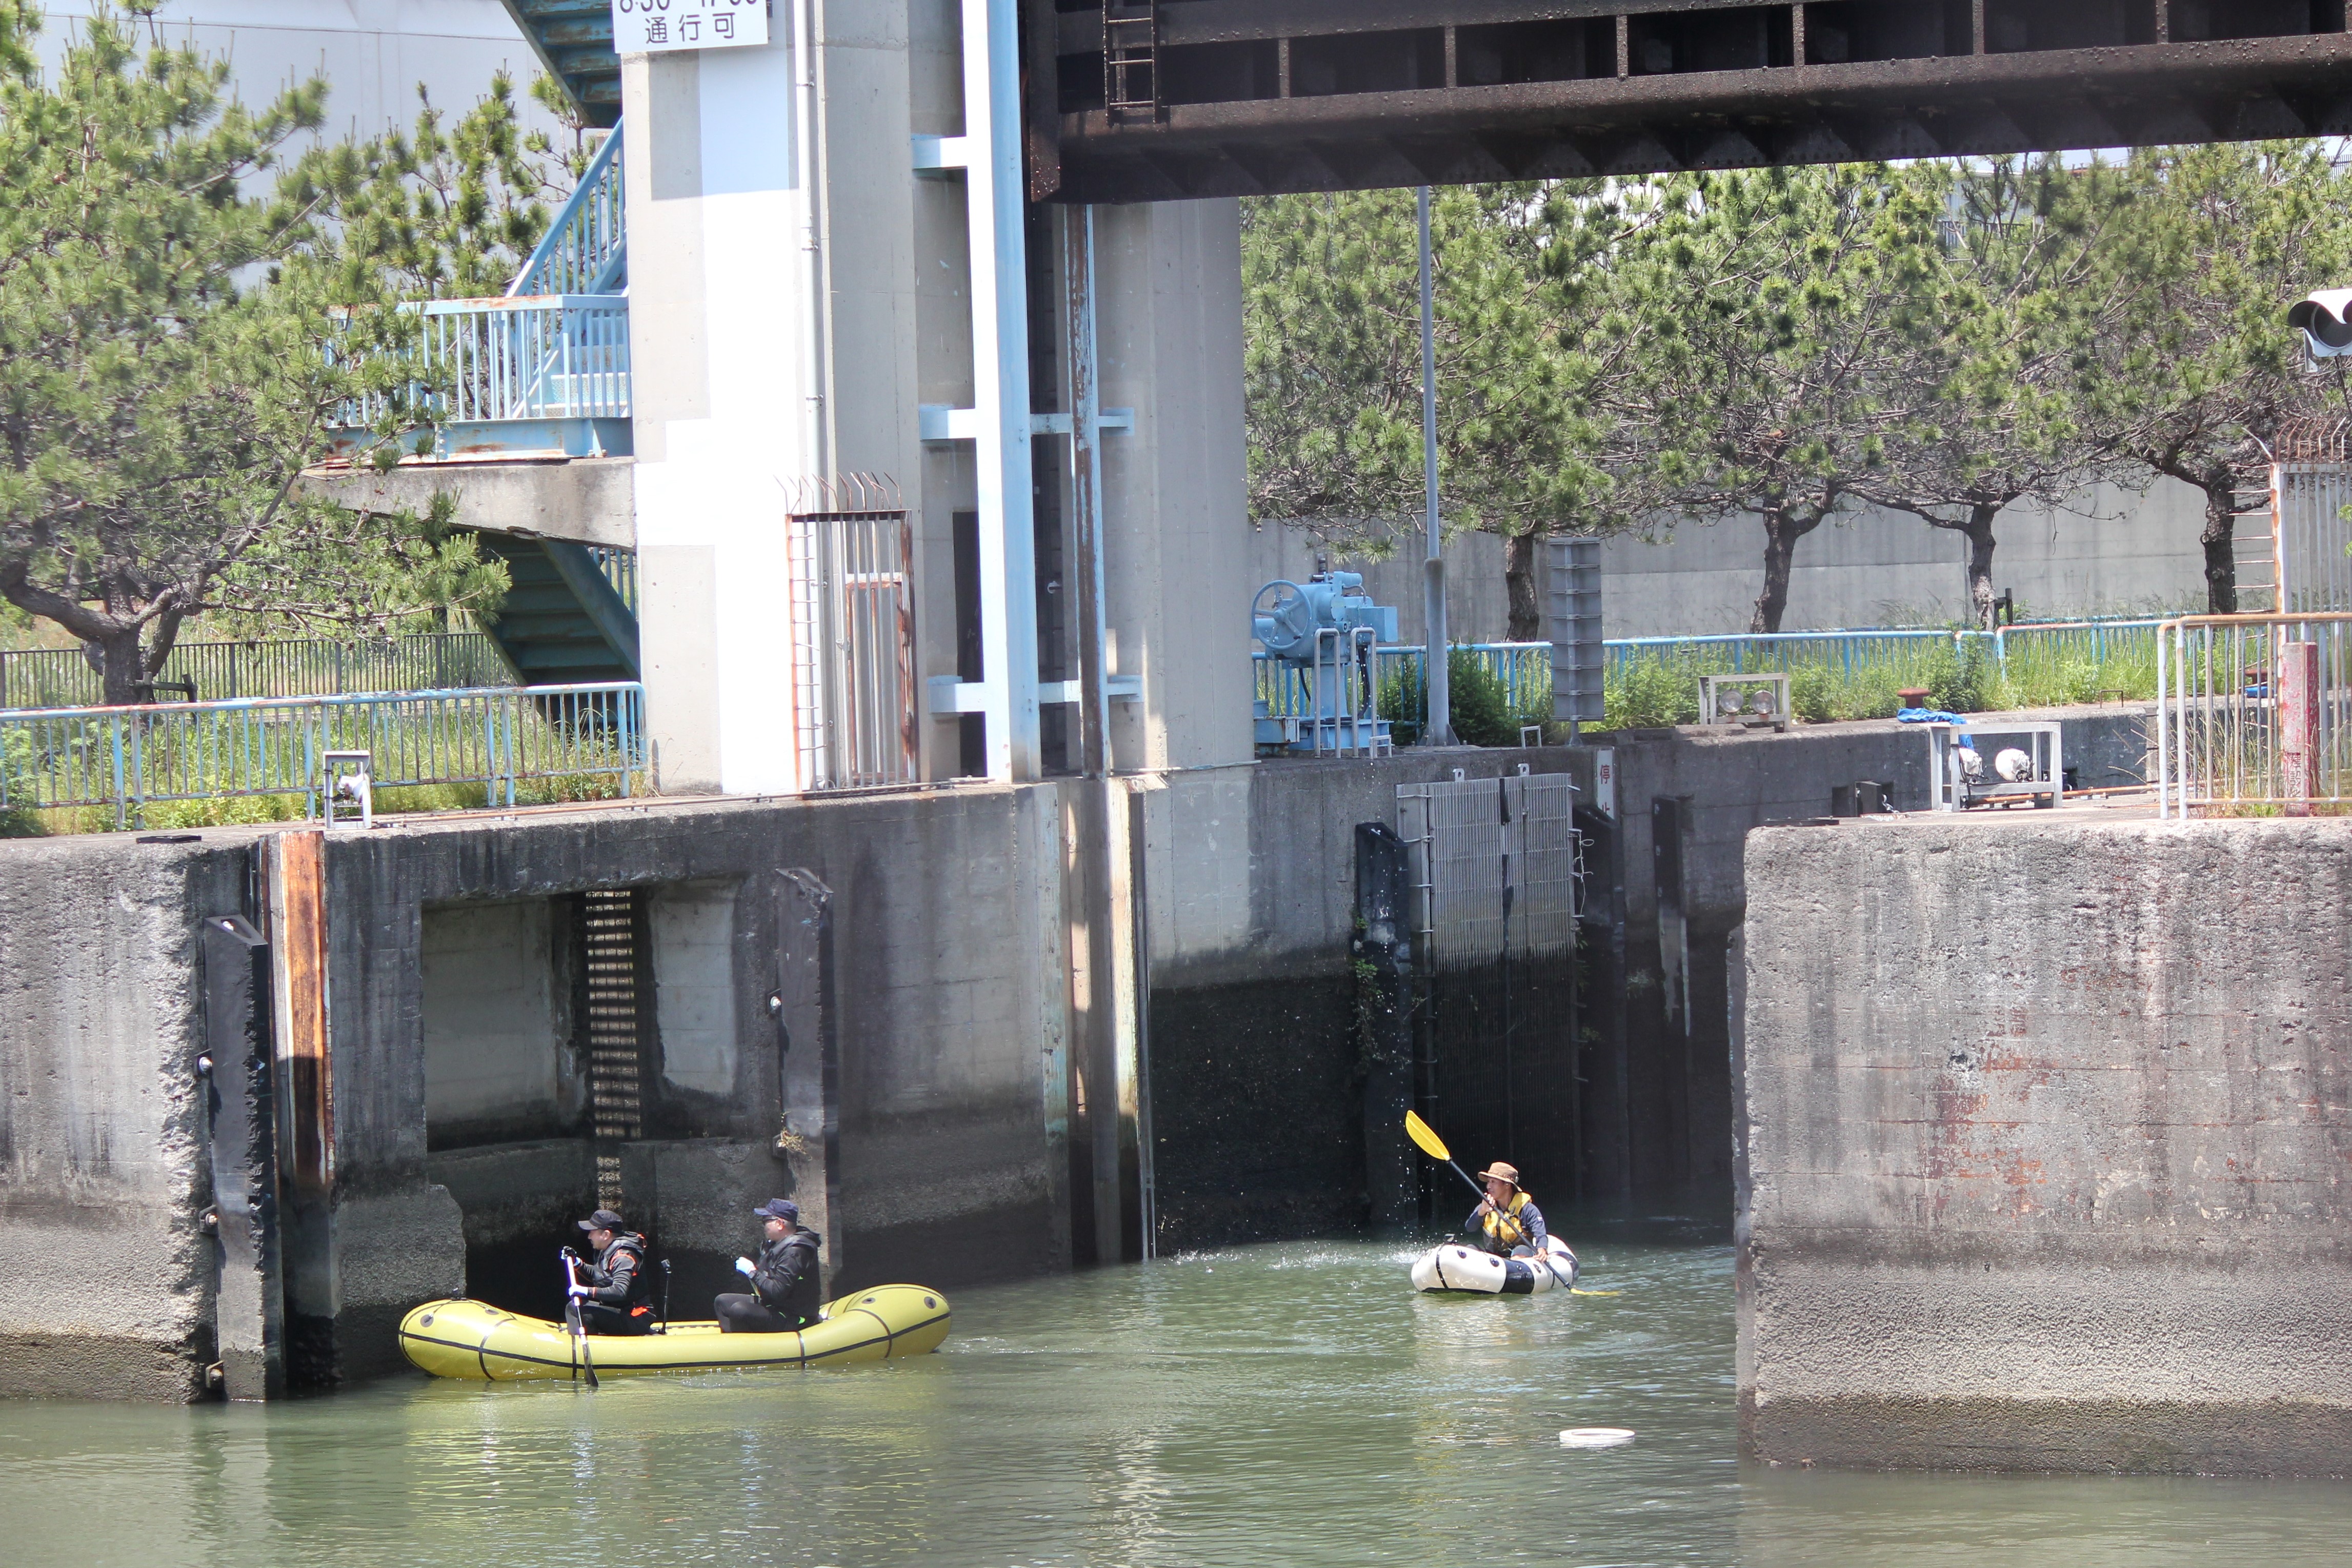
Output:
left=320, top=785, right=1070, bottom=1373
left=1593, top=706, right=2148, bottom=1207
left=0, top=836, right=248, bottom=1399
left=1253, top=476, right=2209, bottom=641
left=0, top=781, right=1073, bottom=1397
left=1141, top=747, right=1594, bottom=1249
left=306, top=458, right=634, bottom=549
left=1740, top=815, right=2352, bottom=1476
left=420, top=898, right=581, bottom=1147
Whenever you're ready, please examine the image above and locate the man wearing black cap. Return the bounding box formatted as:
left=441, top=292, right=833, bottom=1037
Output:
left=714, top=1198, right=823, bottom=1333
left=567, top=1209, right=656, bottom=1335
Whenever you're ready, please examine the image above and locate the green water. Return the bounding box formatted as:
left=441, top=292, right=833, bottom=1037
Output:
left=4, top=1228, right=2348, bottom=1567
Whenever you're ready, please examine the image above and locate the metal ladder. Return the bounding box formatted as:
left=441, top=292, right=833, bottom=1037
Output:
left=1102, top=1, right=1159, bottom=120
left=2234, top=480, right=2279, bottom=613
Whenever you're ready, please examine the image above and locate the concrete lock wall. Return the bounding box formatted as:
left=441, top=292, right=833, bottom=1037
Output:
left=1739, top=815, right=2352, bottom=1477
left=1140, top=747, right=1595, bottom=1250
left=1581, top=705, right=2150, bottom=1205
left=0, top=782, right=1076, bottom=1398
left=0, top=836, right=250, bottom=1400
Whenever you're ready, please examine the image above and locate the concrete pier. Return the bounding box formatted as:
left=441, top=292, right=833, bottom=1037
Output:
left=1739, top=814, right=2352, bottom=1476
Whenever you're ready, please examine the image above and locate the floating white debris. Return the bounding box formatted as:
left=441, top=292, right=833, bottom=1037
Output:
left=1559, top=1428, right=1636, bottom=1449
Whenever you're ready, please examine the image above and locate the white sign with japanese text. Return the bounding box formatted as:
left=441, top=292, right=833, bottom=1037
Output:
left=610, top=0, right=769, bottom=54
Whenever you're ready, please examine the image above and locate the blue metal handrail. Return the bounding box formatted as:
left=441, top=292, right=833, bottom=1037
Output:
left=336, top=295, right=631, bottom=433
left=0, top=682, right=645, bottom=831
left=508, top=123, right=626, bottom=296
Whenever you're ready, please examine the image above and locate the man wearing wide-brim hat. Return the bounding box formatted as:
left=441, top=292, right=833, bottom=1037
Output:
left=1468, top=1161, right=1547, bottom=1257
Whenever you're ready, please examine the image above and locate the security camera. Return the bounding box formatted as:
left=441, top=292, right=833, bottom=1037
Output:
left=2288, top=289, right=2352, bottom=358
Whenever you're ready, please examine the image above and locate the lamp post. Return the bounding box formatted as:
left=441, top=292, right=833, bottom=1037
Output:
left=1418, top=186, right=1453, bottom=747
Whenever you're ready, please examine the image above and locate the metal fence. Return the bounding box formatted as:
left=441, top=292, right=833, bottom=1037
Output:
left=337, top=294, right=630, bottom=434
left=425, top=294, right=632, bottom=425
left=793, top=510, right=917, bottom=790
left=0, top=683, right=644, bottom=829
left=1604, top=620, right=2165, bottom=682
left=0, top=633, right=514, bottom=711
left=2273, top=463, right=2352, bottom=615
left=2156, top=614, right=2352, bottom=818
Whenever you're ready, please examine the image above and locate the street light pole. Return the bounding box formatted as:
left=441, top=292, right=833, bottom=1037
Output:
left=1418, top=185, right=1452, bottom=747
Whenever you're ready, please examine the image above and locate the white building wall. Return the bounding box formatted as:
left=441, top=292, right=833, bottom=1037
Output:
left=36, top=2, right=564, bottom=139
left=625, top=36, right=820, bottom=796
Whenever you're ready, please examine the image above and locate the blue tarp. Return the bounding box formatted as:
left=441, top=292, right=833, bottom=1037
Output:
left=1896, top=708, right=1968, bottom=726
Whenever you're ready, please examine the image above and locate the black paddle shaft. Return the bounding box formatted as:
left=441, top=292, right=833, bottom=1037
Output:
left=560, top=1247, right=599, bottom=1389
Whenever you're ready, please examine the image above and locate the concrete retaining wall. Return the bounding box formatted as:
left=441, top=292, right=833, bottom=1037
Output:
left=0, top=836, right=248, bottom=1400
left=1593, top=705, right=2149, bottom=1209
left=1739, top=815, right=2352, bottom=1476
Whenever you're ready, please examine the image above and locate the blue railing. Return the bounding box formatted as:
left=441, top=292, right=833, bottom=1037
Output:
left=0, top=682, right=645, bottom=830
left=1605, top=620, right=2166, bottom=679
left=1255, top=643, right=1552, bottom=719
left=330, top=294, right=631, bottom=459
left=508, top=124, right=625, bottom=295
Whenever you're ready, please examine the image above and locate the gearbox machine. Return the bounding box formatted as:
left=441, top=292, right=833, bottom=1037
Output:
left=1252, top=570, right=1399, bottom=755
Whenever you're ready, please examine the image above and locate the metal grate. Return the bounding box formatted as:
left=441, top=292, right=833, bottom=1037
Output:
left=582, top=887, right=643, bottom=1209
left=1397, top=771, right=1584, bottom=971
left=2270, top=463, right=2352, bottom=615
left=793, top=508, right=918, bottom=791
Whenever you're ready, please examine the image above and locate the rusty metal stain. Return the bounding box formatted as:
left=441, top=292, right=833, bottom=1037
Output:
left=271, top=830, right=333, bottom=1194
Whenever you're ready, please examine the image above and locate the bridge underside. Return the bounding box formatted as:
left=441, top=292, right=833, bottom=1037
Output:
left=1041, top=1, right=2352, bottom=202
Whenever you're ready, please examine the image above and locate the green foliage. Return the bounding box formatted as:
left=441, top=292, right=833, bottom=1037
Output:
left=1244, top=186, right=1604, bottom=544
left=1924, top=640, right=1993, bottom=714
left=0, top=3, right=564, bottom=702
left=1376, top=646, right=1548, bottom=746
left=1445, top=648, right=1519, bottom=746
left=1245, top=147, right=2352, bottom=632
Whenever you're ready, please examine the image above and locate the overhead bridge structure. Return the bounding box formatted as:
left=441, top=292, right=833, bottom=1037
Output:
left=1038, top=1, right=2352, bottom=201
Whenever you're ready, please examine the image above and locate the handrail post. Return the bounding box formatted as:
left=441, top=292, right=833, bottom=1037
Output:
left=110, top=714, right=126, bottom=831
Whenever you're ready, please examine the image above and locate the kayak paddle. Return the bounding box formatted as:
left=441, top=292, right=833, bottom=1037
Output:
left=560, top=1247, right=599, bottom=1389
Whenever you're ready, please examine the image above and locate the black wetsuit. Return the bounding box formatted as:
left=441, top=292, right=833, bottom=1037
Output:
left=578, top=1232, right=656, bottom=1336
left=715, top=1229, right=823, bottom=1332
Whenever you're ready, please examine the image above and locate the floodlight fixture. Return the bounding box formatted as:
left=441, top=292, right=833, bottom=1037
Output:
left=2288, top=289, right=2352, bottom=359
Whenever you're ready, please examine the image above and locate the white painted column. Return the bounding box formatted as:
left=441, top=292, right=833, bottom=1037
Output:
left=624, top=30, right=820, bottom=796
left=962, top=0, right=1042, bottom=781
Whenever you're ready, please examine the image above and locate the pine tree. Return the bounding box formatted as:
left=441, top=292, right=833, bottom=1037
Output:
left=0, top=3, right=571, bottom=703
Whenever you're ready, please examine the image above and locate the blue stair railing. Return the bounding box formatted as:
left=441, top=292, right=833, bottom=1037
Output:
left=508, top=123, right=625, bottom=296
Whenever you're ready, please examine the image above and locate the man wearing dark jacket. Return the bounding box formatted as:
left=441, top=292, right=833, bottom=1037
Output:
left=568, top=1209, right=657, bottom=1335
left=715, top=1198, right=823, bottom=1332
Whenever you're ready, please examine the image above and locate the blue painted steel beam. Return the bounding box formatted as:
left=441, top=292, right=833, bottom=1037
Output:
left=500, top=0, right=620, bottom=128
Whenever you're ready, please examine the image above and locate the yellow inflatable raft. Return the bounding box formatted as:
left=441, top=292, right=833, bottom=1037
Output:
left=397, top=1284, right=951, bottom=1380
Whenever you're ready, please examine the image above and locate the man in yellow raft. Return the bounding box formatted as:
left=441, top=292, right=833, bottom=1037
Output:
left=715, top=1198, right=822, bottom=1332
left=567, top=1209, right=657, bottom=1335
left=1468, top=1161, right=1547, bottom=1257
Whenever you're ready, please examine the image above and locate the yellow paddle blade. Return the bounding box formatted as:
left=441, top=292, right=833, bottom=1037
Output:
left=1403, top=1109, right=1451, bottom=1162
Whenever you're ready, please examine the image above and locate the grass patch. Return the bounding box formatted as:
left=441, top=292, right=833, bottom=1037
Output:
left=1605, top=629, right=2160, bottom=732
